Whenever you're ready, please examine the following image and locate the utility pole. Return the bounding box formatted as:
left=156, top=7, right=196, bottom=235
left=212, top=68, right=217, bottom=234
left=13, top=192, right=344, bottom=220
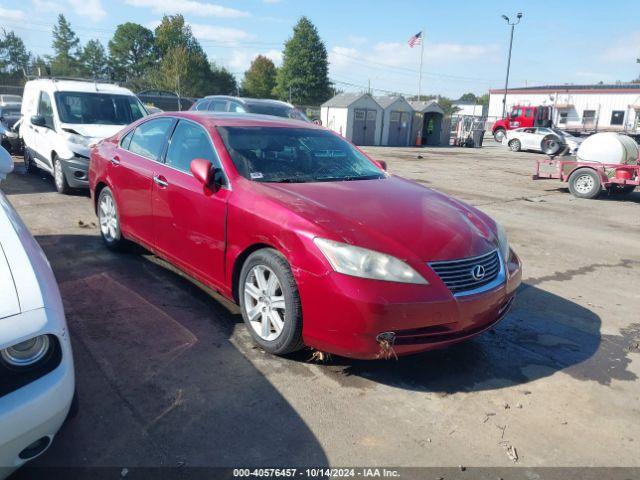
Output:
left=501, top=12, right=523, bottom=118
left=417, top=27, right=425, bottom=101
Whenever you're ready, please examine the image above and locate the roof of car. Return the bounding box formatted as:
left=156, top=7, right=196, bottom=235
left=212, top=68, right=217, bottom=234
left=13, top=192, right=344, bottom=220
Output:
left=199, top=96, right=295, bottom=108
left=159, top=111, right=324, bottom=129
left=25, top=78, right=135, bottom=96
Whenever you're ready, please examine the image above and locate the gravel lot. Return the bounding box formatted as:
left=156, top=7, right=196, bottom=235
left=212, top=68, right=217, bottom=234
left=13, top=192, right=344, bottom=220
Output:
left=3, top=141, right=639, bottom=470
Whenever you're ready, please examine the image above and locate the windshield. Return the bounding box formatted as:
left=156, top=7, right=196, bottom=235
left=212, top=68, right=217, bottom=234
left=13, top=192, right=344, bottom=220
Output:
left=246, top=103, right=308, bottom=121
left=54, top=92, right=147, bottom=125
left=218, top=126, right=385, bottom=183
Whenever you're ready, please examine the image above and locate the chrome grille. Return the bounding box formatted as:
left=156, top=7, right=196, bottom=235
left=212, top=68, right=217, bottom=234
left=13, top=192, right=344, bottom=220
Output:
left=429, top=250, right=502, bottom=295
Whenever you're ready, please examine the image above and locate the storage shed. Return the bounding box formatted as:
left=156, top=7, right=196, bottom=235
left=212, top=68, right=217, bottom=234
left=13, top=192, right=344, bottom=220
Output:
left=409, top=100, right=446, bottom=146
left=376, top=95, right=414, bottom=146
left=321, top=93, right=383, bottom=146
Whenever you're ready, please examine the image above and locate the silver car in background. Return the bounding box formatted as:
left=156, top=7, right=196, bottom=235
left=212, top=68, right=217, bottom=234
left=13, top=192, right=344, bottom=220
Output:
left=503, top=127, right=583, bottom=155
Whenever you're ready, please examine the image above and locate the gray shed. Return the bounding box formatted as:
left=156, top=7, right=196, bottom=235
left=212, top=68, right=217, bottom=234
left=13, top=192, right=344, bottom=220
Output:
left=409, top=100, right=446, bottom=146
left=321, top=93, right=383, bottom=146
left=376, top=95, right=414, bottom=146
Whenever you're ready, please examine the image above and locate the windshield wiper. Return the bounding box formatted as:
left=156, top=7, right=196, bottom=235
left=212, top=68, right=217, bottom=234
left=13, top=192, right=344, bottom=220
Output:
left=266, top=177, right=309, bottom=183
left=315, top=174, right=383, bottom=182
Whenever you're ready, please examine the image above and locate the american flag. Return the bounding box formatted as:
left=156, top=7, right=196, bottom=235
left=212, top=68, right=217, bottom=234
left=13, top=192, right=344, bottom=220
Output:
left=408, top=31, right=422, bottom=48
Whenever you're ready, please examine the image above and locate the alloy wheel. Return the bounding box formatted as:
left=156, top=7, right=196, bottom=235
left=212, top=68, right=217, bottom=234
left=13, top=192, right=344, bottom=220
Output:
left=243, top=265, right=286, bottom=341
left=99, top=193, right=119, bottom=242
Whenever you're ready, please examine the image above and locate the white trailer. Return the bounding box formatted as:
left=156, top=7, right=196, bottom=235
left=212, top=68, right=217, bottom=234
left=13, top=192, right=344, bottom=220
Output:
left=488, top=84, right=640, bottom=138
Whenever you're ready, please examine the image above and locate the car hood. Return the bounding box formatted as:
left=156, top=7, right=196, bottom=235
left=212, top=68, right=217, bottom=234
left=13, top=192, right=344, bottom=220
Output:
left=0, top=242, right=20, bottom=318
left=61, top=123, right=125, bottom=140
left=255, top=176, right=497, bottom=262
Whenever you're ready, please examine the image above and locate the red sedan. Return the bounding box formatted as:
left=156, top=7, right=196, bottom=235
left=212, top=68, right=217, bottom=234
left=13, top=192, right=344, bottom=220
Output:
left=89, top=112, right=522, bottom=359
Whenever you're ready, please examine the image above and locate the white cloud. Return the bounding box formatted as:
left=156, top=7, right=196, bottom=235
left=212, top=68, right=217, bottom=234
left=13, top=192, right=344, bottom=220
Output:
left=264, top=49, right=282, bottom=66
left=190, top=24, right=254, bottom=43
left=68, top=0, right=106, bottom=21
left=124, top=0, right=249, bottom=17
left=600, top=32, right=640, bottom=63
left=0, top=5, right=26, bottom=20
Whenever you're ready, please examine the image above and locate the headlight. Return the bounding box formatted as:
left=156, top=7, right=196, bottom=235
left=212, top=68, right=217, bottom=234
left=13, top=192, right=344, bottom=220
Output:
left=1, top=335, right=51, bottom=367
left=314, top=238, right=428, bottom=284
left=495, top=222, right=510, bottom=261
left=63, top=132, right=92, bottom=147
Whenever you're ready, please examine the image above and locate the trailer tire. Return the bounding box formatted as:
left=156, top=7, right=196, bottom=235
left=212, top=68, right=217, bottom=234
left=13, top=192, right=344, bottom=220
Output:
left=568, top=168, right=601, bottom=199
left=493, top=128, right=506, bottom=142
left=508, top=139, right=521, bottom=152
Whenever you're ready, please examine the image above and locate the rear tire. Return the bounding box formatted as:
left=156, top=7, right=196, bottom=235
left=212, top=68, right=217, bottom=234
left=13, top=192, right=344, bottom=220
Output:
left=24, top=148, right=38, bottom=174
left=508, top=139, right=521, bottom=152
left=239, top=249, right=303, bottom=355
left=493, top=128, right=506, bottom=142
left=568, top=168, right=601, bottom=199
left=53, top=155, right=71, bottom=194
left=97, top=187, right=126, bottom=250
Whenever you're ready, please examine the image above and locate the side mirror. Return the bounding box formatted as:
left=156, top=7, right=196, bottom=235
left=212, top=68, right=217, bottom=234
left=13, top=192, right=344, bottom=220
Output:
left=0, top=145, right=14, bottom=182
left=31, top=115, right=47, bottom=128
left=190, top=158, right=215, bottom=187
left=374, top=160, right=388, bottom=171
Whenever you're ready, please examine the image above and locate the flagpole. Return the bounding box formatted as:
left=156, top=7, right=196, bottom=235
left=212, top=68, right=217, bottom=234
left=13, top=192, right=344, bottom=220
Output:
left=418, top=28, right=424, bottom=101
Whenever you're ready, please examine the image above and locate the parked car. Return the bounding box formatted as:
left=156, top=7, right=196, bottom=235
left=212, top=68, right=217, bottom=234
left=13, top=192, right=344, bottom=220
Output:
left=0, top=95, right=22, bottom=107
left=137, top=90, right=194, bottom=111
left=0, top=104, right=23, bottom=154
left=503, top=127, right=583, bottom=154
left=20, top=78, right=148, bottom=194
left=190, top=96, right=310, bottom=122
left=89, top=112, right=521, bottom=359
left=0, top=147, right=75, bottom=478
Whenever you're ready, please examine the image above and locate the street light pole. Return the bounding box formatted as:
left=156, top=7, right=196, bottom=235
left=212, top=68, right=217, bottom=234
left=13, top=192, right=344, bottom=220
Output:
left=501, top=12, right=523, bottom=118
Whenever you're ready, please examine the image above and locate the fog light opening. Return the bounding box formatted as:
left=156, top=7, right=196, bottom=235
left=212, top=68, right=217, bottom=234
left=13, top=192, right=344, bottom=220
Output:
left=18, top=436, right=51, bottom=460
left=376, top=332, right=398, bottom=360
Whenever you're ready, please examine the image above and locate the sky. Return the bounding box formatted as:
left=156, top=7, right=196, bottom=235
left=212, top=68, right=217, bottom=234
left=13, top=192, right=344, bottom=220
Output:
left=0, top=0, right=639, bottom=98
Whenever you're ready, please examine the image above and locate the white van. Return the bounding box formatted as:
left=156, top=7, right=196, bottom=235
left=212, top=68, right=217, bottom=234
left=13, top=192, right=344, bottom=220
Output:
left=20, top=79, right=147, bottom=194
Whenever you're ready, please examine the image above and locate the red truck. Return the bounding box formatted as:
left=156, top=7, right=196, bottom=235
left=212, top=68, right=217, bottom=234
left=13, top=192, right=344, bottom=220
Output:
left=492, top=105, right=553, bottom=142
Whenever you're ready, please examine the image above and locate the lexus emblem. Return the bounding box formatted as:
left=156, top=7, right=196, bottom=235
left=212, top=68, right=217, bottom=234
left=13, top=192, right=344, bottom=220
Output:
left=471, top=265, right=486, bottom=280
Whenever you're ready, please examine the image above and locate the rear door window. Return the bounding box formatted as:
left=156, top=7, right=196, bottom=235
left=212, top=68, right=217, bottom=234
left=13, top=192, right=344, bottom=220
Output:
left=127, top=118, right=175, bottom=161
left=208, top=100, right=228, bottom=112
left=165, top=120, right=219, bottom=173
left=194, top=100, right=210, bottom=111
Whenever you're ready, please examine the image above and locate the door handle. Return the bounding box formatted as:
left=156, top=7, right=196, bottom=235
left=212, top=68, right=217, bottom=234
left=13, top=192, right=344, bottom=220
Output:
left=153, top=175, right=168, bottom=187
left=110, top=155, right=120, bottom=166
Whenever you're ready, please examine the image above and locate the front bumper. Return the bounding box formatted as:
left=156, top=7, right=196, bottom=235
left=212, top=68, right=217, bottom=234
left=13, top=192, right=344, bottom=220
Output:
left=297, top=250, right=522, bottom=359
left=60, top=155, right=90, bottom=189
left=0, top=309, right=75, bottom=476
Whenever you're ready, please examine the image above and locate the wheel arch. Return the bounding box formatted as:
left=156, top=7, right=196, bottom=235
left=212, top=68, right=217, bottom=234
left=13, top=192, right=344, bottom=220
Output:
left=93, top=181, right=109, bottom=213
left=231, top=242, right=279, bottom=304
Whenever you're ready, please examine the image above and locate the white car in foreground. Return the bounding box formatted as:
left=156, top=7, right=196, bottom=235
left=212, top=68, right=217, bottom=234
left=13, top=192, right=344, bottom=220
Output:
left=503, top=127, right=583, bottom=155
left=0, top=147, right=75, bottom=478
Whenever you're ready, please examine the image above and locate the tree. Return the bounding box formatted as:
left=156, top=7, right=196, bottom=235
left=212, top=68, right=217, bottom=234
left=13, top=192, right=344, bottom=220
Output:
left=458, top=92, right=478, bottom=103
left=0, top=30, right=30, bottom=74
left=274, top=17, right=332, bottom=105
left=51, top=14, right=81, bottom=76
left=81, top=39, right=107, bottom=78
left=108, top=23, right=156, bottom=86
left=241, top=55, right=277, bottom=98
left=210, top=62, right=238, bottom=95
left=152, top=14, right=222, bottom=97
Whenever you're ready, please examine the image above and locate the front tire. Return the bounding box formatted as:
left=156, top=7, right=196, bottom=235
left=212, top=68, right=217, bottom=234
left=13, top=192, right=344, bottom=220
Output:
left=508, top=139, right=521, bottom=152
left=568, top=168, right=601, bottom=199
left=53, top=155, right=71, bottom=194
left=97, top=187, right=126, bottom=250
left=493, top=128, right=506, bottom=142
left=239, top=249, right=303, bottom=355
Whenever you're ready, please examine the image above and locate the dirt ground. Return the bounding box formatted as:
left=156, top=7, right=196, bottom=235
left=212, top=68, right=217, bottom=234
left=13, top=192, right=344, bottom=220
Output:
left=2, top=140, right=639, bottom=470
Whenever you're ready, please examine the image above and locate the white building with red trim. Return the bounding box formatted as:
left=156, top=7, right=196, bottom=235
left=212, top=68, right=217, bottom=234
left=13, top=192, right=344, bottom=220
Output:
left=488, top=84, right=640, bottom=134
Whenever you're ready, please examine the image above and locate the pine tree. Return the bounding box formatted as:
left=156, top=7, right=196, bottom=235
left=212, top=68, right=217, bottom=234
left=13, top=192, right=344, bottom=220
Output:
left=51, top=14, right=81, bottom=76
left=274, top=17, right=332, bottom=105
left=81, top=39, right=107, bottom=78
left=108, top=23, right=156, bottom=86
